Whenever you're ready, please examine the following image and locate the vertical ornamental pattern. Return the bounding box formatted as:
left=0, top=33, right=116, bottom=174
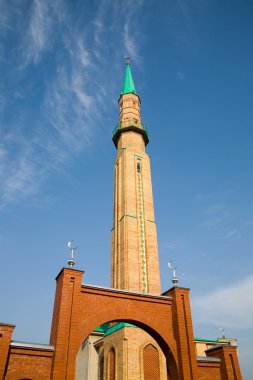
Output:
left=137, top=161, right=148, bottom=293
left=143, top=344, right=160, bottom=380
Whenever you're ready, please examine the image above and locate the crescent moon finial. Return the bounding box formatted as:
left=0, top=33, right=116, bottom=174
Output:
left=168, top=260, right=179, bottom=286
left=67, top=240, right=78, bottom=268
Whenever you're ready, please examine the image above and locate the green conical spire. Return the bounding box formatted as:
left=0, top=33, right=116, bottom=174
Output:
left=121, top=58, right=136, bottom=95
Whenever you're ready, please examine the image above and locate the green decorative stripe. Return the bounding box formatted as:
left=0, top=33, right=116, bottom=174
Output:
left=121, top=146, right=132, bottom=149
left=119, top=214, right=137, bottom=221
left=137, top=168, right=148, bottom=293
left=134, top=154, right=143, bottom=158
left=147, top=219, right=156, bottom=223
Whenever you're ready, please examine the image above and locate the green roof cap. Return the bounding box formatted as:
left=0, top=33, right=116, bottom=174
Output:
left=104, top=322, right=137, bottom=337
left=121, top=59, right=136, bottom=95
left=93, top=322, right=111, bottom=333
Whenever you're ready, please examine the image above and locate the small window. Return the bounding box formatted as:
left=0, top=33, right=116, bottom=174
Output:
left=108, top=348, right=115, bottom=380
left=137, top=163, right=141, bottom=172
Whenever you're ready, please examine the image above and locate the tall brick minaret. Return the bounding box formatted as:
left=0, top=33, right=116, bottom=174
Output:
left=111, top=59, right=161, bottom=294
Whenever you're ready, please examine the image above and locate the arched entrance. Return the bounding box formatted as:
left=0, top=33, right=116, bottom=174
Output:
left=49, top=268, right=199, bottom=379
left=75, top=320, right=177, bottom=380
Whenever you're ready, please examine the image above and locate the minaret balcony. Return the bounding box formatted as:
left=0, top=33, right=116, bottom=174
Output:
left=112, top=118, right=149, bottom=147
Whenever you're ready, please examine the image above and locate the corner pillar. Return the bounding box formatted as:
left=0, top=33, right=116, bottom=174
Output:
left=50, top=267, right=84, bottom=380
left=206, top=345, right=242, bottom=380
left=0, top=323, right=15, bottom=379
left=164, top=287, right=198, bottom=379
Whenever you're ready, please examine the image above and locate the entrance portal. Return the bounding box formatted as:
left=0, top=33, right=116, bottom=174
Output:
left=75, top=322, right=169, bottom=380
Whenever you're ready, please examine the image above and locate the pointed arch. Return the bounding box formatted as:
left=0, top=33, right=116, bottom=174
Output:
left=107, top=347, right=116, bottom=380
left=143, top=343, right=160, bottom=380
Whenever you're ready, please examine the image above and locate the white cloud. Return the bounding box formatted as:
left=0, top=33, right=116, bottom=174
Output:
left=23, top=0, right=53, bottom=64
left=202, top=203, right=233, bottom=231
left=22, top=0, right=65, bottom=65
left=204, top=217, right=222, bottom=228
left=0, top=140, right=40, bottom=207
left=205, top=203, right=225, bottom=215
left=0, top=0, right=146, bottom=209
left=192, top=276, right=253, bottom=329
left=225, top=229, right=241, bottom=240
left=123, top=23, right=139, bottom=63
left=122, top=1, right=143, bottom=64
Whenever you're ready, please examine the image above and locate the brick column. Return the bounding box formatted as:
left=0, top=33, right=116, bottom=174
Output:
left=206, top=345, right=242, bottom=380
left=0, top=323, right=15, bottom=378
left=164, top=287, right=198, bottom=380
left=50, top=267, right=84, bottom=380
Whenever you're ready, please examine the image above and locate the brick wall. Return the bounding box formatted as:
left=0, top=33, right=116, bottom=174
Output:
left=0, top=323, right=15, bottom=378
left=102, top=326, right=167, bottom=379
left=197, top=360, right=221, bottom=380
left=4, top=345, right=53, bottom=380
left=49, top=268, right=178, bottom=379
left=165, top=286, right=199, bottom=379
left=206, top=345, right=242, bottom=380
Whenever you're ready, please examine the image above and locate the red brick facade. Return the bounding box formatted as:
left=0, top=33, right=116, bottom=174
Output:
left=0, top=327, right=53, bottom=380
left=0, top=267, right=243, bottom=379
left=4, top=345, right=53, bottom=380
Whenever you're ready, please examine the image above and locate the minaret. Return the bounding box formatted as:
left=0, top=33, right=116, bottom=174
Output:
left=111, top=59, right=161, bottom=294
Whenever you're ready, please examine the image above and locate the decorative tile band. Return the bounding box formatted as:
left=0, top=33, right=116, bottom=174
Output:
left=119, top=214, right=137, bottom=221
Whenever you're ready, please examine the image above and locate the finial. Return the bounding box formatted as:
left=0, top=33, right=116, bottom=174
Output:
left=220, top=328, right=225, bottom=338
left=67, top=240, right=78, bottom=268
left=125, top=57, right=131, bottom=65
left=168, top=261, right=179, bottom=286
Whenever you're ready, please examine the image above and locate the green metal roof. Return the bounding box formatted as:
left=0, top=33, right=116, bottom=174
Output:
left=104, top=322, right=137, bottom=337
left=194, top=337, right=218, bottom=343
left=93, top=322, right=111, bottom=333
left=121, top=61, right=136, bottom=95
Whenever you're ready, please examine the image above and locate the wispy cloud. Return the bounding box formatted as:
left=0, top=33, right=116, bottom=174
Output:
left=162, top=240, right=186, bottom=251
left=0, top=0, right=145, bottom=209
left=22, top=0, right=65, bottom=66
left=203, top=203, right=230, bottom=228
left=44, top=65, right=95, bottom=153
left=204, top=217, right=222, bottom=228
left=123, top=23, right=140, bottom=63
left=196, top=193, right=244, bottom=242
left=192, top=275, right=253, bottom=329
left=225, top=229, right=241, bottom=240
left=23, top=0, right=53, bottom=65
left=0, top=138, right=40, bottom=207
left=123, top=1, right=144, bottom=64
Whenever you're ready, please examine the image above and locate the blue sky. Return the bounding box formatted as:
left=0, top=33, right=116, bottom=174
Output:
left=0, top=0, right=252, bottom=378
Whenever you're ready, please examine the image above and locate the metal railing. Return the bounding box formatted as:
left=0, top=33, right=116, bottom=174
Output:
left=112, top=119, right=149, bottom=138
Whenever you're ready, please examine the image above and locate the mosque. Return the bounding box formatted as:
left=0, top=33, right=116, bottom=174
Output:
left=0, top=61, right=242, bottom=379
